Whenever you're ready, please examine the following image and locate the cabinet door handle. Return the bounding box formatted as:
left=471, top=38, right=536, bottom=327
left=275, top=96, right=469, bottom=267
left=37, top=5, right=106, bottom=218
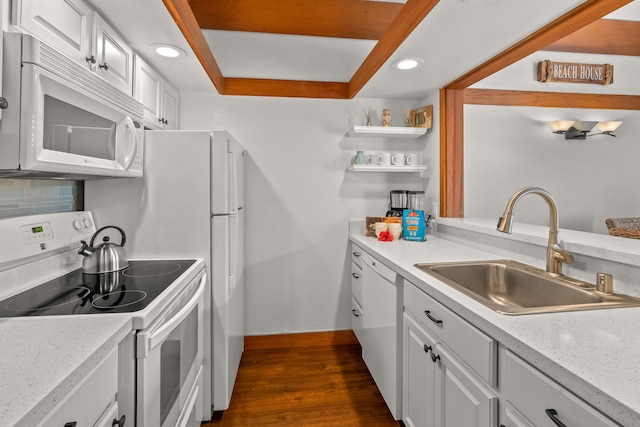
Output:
left=424, top=310, right=443, bottom=325
left=352, top=252, right=361, bottom=257
left=64, top=423, right=77, bottom=427
left=545, top=409, right=567, bottom=427
left=352, top=273, right=360, bottom=279
left=85, top=55, right=96, bottom=64
left=431, top=352, right=440, bottom=363
left=423, top=344, right=432, bottom=353
left=113, top=415, right=126, bottom=426
left=99, top=62, right=109, bottom=70
left=352, top=309, right=360, bottom=317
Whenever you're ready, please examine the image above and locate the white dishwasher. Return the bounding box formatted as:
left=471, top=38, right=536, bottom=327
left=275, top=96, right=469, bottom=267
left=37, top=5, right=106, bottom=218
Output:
left=361, top=251, right=402, bottom=420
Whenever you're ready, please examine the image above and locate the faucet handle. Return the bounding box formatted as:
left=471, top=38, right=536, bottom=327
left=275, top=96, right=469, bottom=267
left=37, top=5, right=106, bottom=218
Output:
left=596, top=273, right=614, bottom=295
left=551, top=243, right=574, bottom=264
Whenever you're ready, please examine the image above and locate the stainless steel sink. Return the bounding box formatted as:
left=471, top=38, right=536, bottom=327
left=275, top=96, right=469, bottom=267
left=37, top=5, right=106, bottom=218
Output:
left=414, top=260, right=640, bottom=315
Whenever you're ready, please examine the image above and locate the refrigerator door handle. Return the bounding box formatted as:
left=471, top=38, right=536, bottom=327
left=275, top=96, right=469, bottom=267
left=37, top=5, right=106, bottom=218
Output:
left=229, top=213, right=238, bottom=291
left=229, top=151, right=238, bottom=214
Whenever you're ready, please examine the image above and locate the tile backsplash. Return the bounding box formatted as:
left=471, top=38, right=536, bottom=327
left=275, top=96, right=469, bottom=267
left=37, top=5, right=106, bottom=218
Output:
left=0, top=179, right=83, bottom=219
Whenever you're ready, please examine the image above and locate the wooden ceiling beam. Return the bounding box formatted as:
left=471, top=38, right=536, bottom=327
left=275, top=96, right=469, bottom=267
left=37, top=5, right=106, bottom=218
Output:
left=188, top=0, right=402, bottom=40
left=445, top=0, right=633, bottom=90
left=464, top=89, right=640, bottom=110
left=163, top=0, right=224, bottom=93
left=348, top=0, right=440, bottom=98
left=223, top=78, right=349, bottom=99
left=543, top=19, right=640, bottom=56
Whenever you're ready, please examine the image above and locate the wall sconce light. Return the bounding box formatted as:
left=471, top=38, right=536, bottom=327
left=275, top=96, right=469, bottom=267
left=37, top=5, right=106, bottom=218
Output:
left=549, top=120, right=622, bottom=139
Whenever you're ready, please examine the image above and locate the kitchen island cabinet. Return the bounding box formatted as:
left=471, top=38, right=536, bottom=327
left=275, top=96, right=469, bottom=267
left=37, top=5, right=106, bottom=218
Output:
left=0, top=315, right=132, bottom=426
left=349, top=221, right=638, bottom=426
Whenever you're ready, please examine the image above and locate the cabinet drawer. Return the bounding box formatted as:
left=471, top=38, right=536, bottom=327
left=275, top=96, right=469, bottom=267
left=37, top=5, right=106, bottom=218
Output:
left=351, top=297, right=364, bottom=343
left=351, top=243, right=364, bottom=268
left=39, top=347, right=118, bottom=427
left=502, top=349, right=620, bottom=427
left=351, top=262, right=363, bottom=305
left=404, top=280, right=496, bottom=386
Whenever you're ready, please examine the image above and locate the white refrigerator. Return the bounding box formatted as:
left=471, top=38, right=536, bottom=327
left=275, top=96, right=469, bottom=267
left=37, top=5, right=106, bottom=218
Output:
left=85, top=130, right=245, bottom=418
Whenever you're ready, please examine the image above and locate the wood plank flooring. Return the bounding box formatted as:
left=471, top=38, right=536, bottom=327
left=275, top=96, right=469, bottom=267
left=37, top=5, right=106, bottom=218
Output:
left=203, top=331, right=402, bottom=427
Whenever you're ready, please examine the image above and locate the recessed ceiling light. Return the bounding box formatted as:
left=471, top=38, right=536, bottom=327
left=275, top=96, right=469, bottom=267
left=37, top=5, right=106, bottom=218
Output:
left=392, top=57, right=424, bottom=70
left=153, top=44, right=186, bottom=58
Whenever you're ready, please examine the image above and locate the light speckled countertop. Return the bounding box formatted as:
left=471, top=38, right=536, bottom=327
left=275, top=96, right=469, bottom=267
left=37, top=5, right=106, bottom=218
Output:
left=350, top=224, right=640, bottom=427
left=0, top=315, right=132, bottom=427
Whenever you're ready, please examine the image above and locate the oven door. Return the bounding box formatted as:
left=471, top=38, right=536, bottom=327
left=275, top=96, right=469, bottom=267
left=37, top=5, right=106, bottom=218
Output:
left=136, top=271, right=206, bottom=427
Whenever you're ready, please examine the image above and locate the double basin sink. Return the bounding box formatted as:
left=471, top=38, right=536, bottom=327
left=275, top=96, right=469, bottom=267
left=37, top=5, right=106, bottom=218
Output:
left=414, top=259, right=640, bottom=315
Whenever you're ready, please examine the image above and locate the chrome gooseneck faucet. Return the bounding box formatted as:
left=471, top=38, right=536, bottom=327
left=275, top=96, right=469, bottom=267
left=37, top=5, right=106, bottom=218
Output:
left=496, top=186, right=574, bottom=275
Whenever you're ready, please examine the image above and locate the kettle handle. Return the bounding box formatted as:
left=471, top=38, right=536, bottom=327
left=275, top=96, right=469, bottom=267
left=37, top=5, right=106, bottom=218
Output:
left=90, top=225, right=127, bottom=247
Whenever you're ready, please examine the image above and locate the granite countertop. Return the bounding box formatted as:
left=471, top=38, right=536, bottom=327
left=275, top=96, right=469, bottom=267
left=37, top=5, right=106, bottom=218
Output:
left=350, top=227, right=640, bottom=427
left=0, top=315, right=132, bottom=427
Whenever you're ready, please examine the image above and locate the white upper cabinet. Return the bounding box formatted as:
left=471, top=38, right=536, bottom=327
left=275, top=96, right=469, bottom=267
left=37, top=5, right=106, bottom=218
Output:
left=92, top=13, right=133, bottom=95
left=135, top=55, right=179, bottom=130
left=12, top=0, right=93, bottom=65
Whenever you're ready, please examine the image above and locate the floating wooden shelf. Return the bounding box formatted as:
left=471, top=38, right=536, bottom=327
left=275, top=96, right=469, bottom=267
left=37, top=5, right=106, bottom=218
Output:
left=347, top=126, right=427, bottom=138
left=348, top=164, right=428, bottom=173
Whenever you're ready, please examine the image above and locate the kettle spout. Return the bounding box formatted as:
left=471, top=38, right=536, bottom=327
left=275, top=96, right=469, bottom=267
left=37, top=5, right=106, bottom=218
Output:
left=78, top=240, right=95, bottom=257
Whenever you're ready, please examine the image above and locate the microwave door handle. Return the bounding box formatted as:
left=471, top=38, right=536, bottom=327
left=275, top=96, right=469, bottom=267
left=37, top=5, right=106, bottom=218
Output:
left=137, top=273, right=206, bottom=356
left=116, top=115, right=137, bottom=170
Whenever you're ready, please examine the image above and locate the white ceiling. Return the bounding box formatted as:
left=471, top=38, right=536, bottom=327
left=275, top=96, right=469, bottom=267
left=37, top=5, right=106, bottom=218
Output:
left=87, top=0, right=638, bottom=100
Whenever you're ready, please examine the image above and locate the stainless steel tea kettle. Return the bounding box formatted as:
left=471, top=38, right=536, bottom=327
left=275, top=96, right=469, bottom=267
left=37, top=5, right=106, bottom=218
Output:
left=78, top=225, right=129, bottom=274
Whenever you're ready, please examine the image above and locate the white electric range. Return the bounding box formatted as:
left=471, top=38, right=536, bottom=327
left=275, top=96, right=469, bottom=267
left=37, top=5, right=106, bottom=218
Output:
left=0, top=211, right=206, bottom=427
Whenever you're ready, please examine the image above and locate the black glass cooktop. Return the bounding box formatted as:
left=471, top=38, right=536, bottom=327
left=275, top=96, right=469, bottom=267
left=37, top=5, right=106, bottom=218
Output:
left=0, top=259, right=196, bottom=317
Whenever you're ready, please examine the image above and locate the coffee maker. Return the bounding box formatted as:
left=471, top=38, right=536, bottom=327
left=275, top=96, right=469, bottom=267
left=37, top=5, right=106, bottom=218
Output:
left=386, top=190, right=407, bottom=217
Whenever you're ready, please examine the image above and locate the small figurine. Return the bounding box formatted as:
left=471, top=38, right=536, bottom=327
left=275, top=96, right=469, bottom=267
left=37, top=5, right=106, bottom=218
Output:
left=382, top=109, right=392, bottom=127
left=403, top=108, right=411, bottom=127
left=365, top=108, right=373, bottom=126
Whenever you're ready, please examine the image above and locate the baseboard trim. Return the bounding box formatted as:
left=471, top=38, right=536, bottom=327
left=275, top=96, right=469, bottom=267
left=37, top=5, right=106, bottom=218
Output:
left=244, top=329, right=359, bottom=351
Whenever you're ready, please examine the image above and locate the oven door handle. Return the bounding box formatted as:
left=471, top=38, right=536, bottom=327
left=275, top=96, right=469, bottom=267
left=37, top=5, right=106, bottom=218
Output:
left=137, top=273, right=206, bottom=357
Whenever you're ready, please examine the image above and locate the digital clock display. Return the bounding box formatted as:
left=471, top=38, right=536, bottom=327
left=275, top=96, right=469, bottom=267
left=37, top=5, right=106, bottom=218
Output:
left=31, top=226, right=44, bottom=234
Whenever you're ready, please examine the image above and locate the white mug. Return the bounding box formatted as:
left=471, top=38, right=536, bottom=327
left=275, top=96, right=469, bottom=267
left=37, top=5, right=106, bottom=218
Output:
left=377, top=152, right=391, bottom=165
left=374, top=222, right=388, bottom=237
left=405, top=153, right=418, bottom=165
left=391, top=153, right=405, bottom=166
left=367, top=154, right=376, bottom=165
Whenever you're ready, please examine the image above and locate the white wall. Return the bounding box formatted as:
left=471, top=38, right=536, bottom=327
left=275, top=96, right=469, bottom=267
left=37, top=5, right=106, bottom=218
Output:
left=180, top=93, right=436, bottom=335
left=464, top=50, right=640, bottom=234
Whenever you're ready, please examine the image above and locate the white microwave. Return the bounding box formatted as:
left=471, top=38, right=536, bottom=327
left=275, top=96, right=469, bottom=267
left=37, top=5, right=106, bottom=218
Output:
left=0, top=32, right=144, bottom=179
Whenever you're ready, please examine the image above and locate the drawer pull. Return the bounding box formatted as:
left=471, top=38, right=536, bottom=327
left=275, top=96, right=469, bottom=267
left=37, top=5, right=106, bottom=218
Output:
left=424, top=310, right=443, bottom=325
left=423, top=344, right=432, bottom=353
left=352, top=273, right=360, bottom=279
left=352, top=309, right=360, bottom=317
left=545, top=409, right=567, bottom=427
left=353, top=252, right=361, bottom=257
left=431, top=352, right=441, bottom=363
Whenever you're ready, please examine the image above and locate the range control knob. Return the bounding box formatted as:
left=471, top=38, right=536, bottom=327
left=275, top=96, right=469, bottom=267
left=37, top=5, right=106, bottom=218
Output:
left=73, top=220, right=83, bottom=230
left=83, top=218, right=93, bottom=228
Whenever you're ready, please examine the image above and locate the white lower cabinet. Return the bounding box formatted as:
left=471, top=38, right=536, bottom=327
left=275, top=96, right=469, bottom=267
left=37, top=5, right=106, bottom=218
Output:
left=500, top=347, right=621, bottom=427
left=403, top=310, right=498, bottom=427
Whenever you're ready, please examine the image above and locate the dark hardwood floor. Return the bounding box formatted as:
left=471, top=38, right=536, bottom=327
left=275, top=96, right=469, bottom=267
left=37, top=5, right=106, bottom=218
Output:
left=203, top=331, right=402, bottom=427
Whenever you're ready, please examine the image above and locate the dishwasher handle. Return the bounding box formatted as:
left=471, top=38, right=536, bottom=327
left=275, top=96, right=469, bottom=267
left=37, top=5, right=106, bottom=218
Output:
left=362, top=252, right=397, bottom=283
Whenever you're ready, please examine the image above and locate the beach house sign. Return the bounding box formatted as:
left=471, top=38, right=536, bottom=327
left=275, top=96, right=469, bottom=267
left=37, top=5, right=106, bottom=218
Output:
left=537, top=60, right=613, bottom=85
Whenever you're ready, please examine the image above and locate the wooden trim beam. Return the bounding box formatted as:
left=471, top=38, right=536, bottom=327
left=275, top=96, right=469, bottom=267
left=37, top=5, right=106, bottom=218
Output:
left=464, top=89, right=640, bottom=110
left=188, top=0, right=402, bottom=40
left=439, top=0, right=633, bottom=218
left=347, top=0, right=440, bottom=98
left=162, top=0, right=224, bottom=93
left=445, top=0, right=632, bottom=90
left=439, top=88, right=464, bottom=218
left=223, top=78, right=349, bottom=99
left=543, top=19, right=640, bottom=57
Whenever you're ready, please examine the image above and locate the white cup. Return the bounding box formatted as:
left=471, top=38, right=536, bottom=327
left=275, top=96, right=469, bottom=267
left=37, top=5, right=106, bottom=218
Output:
left=374, top=222, right=388, bottom=237
left=391, top=153, right=405, bottom=166
left=367, top=154, right=376, bottom=165
left=405, top=153, right=418, bottom=165
left=377, top=152, right=391, bottom=165
left=388, top=223, right=402, bottom=239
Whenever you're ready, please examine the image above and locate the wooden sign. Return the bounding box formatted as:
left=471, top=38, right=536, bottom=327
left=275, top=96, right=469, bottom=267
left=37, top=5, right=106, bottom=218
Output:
left=537, top=60, right=613, bottom=85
